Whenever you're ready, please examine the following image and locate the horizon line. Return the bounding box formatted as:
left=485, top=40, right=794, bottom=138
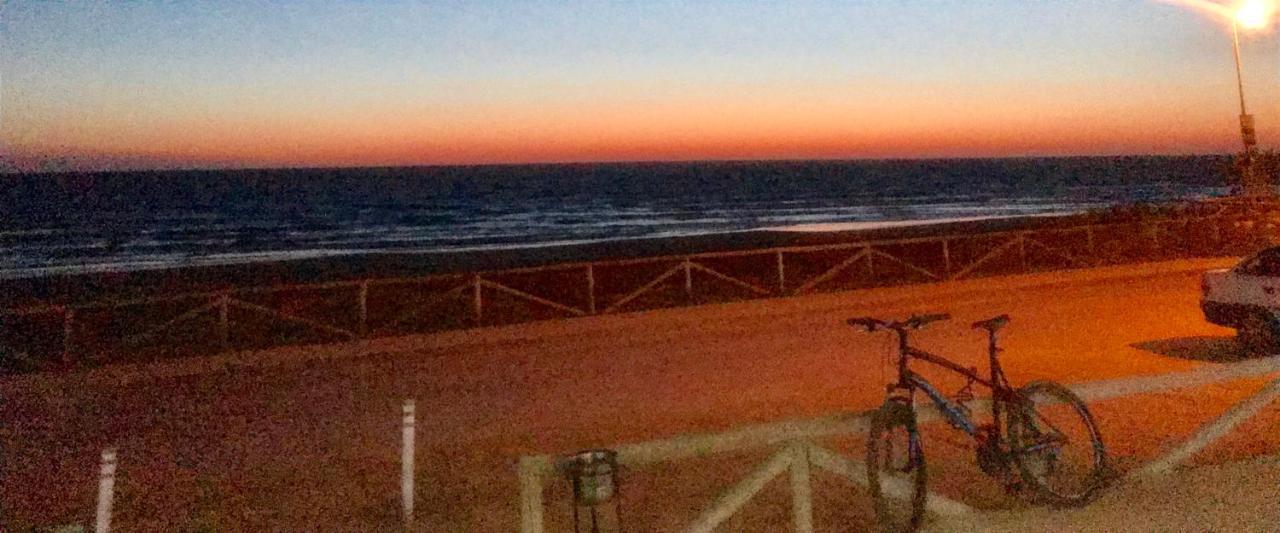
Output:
left=0, top=151, right=1242, bottom=176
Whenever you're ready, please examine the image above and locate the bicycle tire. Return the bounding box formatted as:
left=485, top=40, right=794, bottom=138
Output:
left=866, top=399, right=927, bottom=532
left=1007, top=380, right=1108, bottom=507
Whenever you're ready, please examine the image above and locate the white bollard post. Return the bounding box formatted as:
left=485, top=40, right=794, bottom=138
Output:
left=402, top=400, right=415, bottom=526
left=95, top=449, right=117, bottom=533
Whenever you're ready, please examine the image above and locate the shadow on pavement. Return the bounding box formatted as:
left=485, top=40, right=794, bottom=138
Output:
left=1130, top=336, right=1245, bottom=362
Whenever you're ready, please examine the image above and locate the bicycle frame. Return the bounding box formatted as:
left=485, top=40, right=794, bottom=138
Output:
left=886, top=327, right=1018, bottom=441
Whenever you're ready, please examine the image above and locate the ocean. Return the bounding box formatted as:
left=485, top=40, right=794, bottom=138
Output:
left=0, top=156, right=1234, bottom=279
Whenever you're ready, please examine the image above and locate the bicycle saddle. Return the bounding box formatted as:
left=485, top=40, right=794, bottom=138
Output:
left=971, top=314, right=1010, bottom=332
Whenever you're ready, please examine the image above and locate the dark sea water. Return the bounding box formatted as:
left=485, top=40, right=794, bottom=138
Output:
left=0, top=156, right=1234, bottom=279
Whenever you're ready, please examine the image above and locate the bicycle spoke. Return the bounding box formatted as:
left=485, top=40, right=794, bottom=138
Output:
left=1021, top=405, right=1071, bottom=442
left=1009, top=381, right=1106, bottom=505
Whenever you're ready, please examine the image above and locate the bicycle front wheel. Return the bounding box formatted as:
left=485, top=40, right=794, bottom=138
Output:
left=866, top=399, right=927, bottom=532
left=1007, top=380, right=1108, bottom=507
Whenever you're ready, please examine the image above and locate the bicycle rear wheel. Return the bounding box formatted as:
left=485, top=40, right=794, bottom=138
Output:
left=866, top=400, right=927, bottom=532
left=1007, top=380, right=1108, bottom=506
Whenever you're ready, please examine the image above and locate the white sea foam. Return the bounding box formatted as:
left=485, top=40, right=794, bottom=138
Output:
left=764, top=212, right=1072, bottom=233
left=0, top=160, right=1226, bottom=281
left=0, top=249, right=371, bottom=279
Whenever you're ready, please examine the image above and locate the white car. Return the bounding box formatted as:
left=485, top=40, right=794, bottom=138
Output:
left=1202, top=247, right=1280, bottom=353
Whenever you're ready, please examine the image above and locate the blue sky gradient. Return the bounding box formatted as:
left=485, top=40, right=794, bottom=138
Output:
left=3, top=1, right=1279, bottom=170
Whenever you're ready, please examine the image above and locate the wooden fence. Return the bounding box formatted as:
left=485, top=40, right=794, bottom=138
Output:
left=3, top=202, right=1280, bottom=373
left=517, top=356, right=1280, bottom=532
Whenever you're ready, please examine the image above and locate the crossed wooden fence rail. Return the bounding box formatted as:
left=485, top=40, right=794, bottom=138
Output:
left=1, top=210, right=1276, bottom=370
left=517, top=356, right=1280, bottom=532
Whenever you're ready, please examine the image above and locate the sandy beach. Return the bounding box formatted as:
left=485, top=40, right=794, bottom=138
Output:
left=5, top=256, right=1279, bottom=530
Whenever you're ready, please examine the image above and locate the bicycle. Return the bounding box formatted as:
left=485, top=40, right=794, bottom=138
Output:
left=846, top=313, right=1108, bottom=532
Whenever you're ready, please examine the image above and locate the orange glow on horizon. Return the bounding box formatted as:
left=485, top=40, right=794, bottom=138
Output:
left=7, top=77, right=1261, bottom=171
left=11, top=122, right=1248, bottom=172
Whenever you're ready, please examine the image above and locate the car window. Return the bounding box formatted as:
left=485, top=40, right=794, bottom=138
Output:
left=1239, top=248, right=1280, bottom=276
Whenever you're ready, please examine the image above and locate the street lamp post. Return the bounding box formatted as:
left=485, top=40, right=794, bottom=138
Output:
left=1229, top=0, right=1273, bottom=196
left=1230, top=17, right=1265, bottom=196
left=1232, top=19, right=1258, bottom=153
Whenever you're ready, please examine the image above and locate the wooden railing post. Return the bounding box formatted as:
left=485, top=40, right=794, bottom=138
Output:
left=357, top=281, right=369, bottom=338
left=776, top=251, right=786, bottom=293
left=586, top=265, right=596, bottom=314
left=61, top=308, right=74, bottom=364
left=683, top=259, right=693, bottom=301
left=473, top=275, right=483, bottom=323
left=217, top=296, right=230, bottom=350
left=1086, top=226, right=1096, bottom=258
left=941, top=240, right=951, bottom=279
left=1018, top=234, right=1028, bottom=270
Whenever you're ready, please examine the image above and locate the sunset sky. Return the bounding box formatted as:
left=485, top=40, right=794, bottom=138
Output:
left=4, top=1, right=1280, bottom=171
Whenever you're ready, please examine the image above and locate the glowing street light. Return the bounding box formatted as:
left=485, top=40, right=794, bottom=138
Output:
left=1228, top=1, right=1272, bottom=154
left=1236, top=0, right=1275, bottom=29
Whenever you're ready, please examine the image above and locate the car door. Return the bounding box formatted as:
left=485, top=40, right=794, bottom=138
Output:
left=1232, top=248, right=1280, bottom=309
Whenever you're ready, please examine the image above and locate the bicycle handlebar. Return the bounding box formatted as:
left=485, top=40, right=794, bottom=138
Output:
left=846, top=313, right=951, bottom=332
left=909, top=313, right=951, bottom=328
left=845, top=317, right=883, bottom=331
left=971, top=313, right=1010, bottom=331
